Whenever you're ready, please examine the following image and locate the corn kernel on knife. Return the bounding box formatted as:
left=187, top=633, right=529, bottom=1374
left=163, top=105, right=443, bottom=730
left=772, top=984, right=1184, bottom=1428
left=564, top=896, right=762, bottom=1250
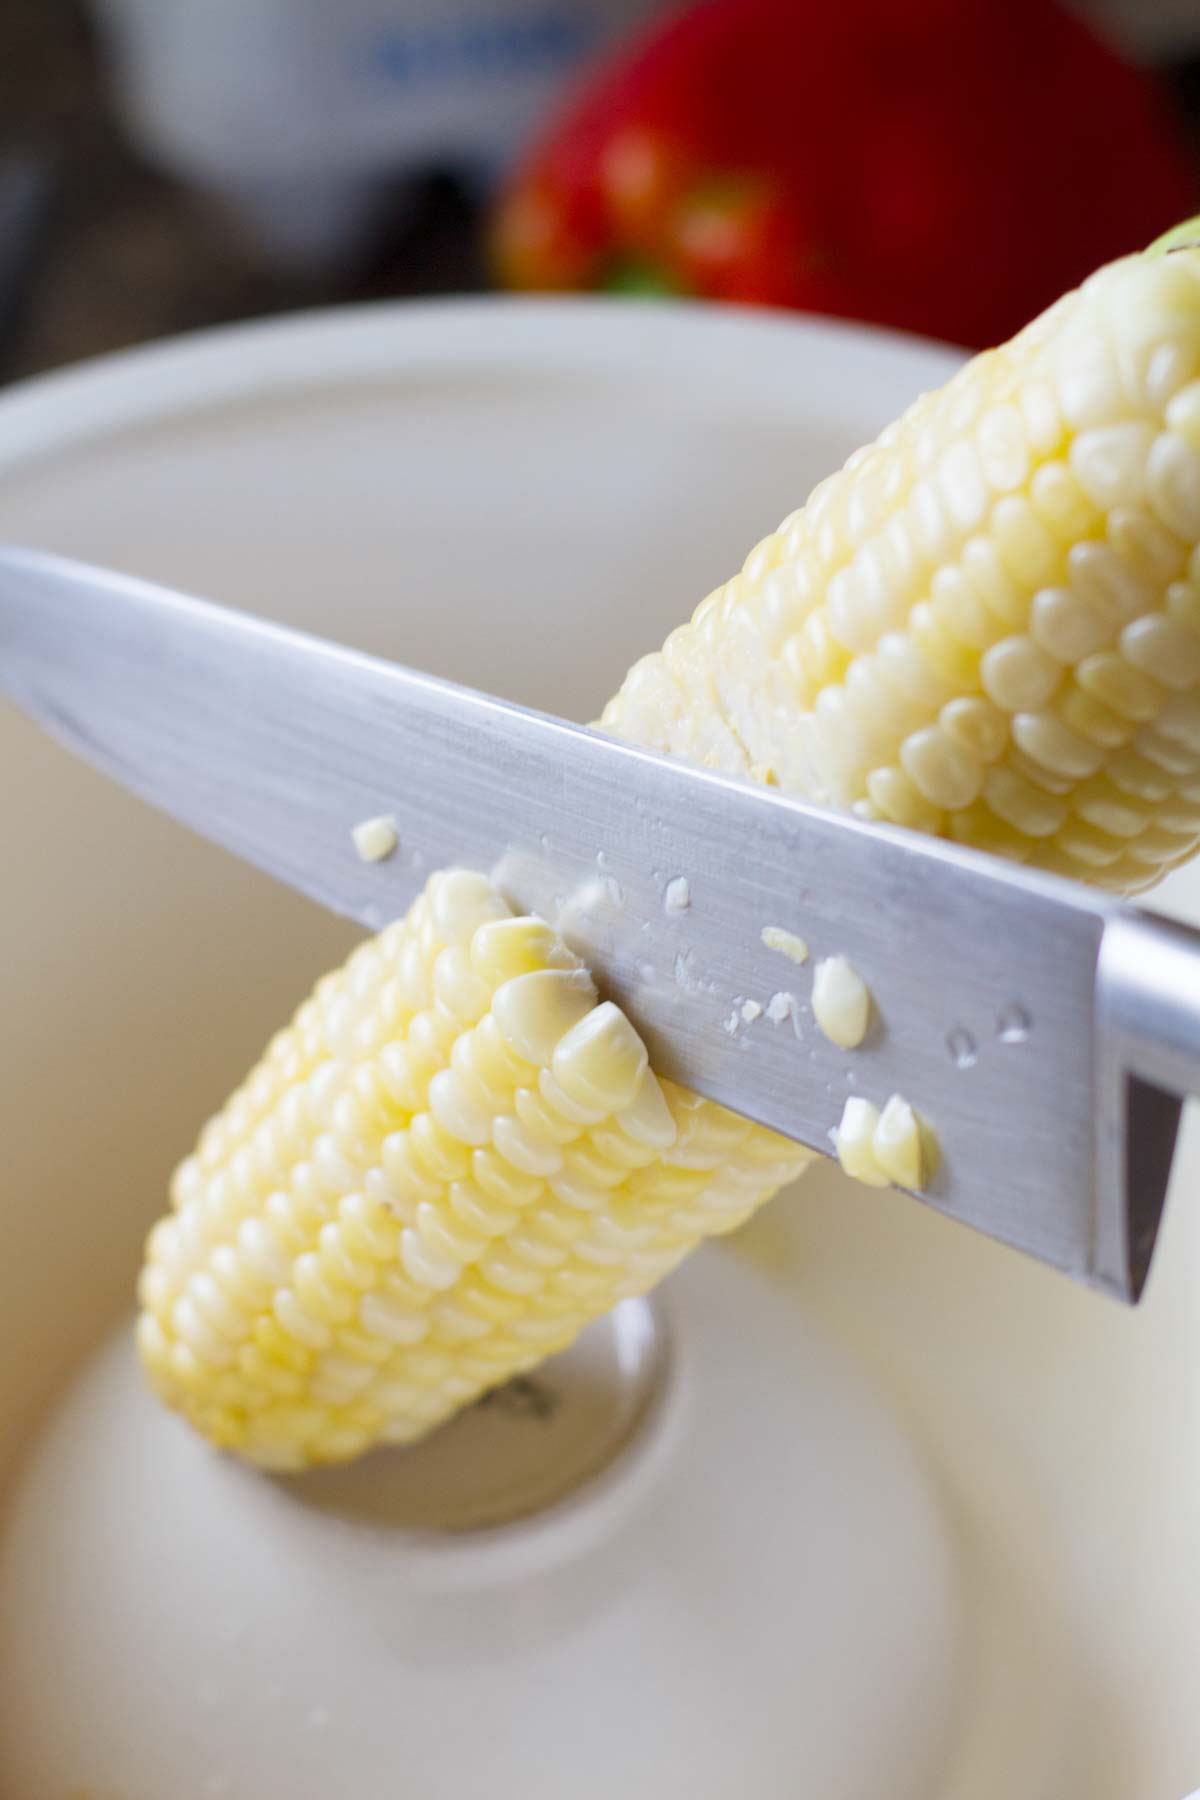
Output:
left=3, top=545, right=1199, bottom=1304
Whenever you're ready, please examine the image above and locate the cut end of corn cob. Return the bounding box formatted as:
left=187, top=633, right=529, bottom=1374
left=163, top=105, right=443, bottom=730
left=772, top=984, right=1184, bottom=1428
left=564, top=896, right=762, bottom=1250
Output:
left=137, top=869, right=809, bottom=1469
left=140, top=231, right=1200, bottom=1468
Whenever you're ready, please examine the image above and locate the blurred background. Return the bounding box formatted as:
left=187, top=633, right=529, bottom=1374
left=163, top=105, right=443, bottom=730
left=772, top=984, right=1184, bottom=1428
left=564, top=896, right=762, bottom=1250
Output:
left=2, top=0, right=1199, bottom=386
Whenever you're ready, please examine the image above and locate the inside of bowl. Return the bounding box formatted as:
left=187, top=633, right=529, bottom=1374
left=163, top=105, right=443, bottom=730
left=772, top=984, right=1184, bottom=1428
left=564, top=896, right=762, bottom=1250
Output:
left=5, top=301, right=1198, bottom=1797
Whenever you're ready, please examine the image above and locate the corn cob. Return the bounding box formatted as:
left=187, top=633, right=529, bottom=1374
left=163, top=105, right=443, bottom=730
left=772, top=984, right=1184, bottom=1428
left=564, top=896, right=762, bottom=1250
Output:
left=139, top=237, right=1200, bottom=1466
left=138, top=871, right=806, bottom=1468
left=604, top=247, right=1200, bottom=892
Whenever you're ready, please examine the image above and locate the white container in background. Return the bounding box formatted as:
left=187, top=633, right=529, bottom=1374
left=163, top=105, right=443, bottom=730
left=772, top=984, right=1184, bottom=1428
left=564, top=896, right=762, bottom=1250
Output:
left=87, top=0, right=666, bottom=267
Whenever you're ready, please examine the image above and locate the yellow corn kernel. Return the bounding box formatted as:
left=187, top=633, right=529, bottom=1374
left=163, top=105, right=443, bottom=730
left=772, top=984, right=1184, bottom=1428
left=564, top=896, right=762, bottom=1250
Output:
left=810, top=956, right=873, bottom=1049
left=834, top=1094, right=935, bottom=1191
left=832, top=1099, right=889, bottom=1188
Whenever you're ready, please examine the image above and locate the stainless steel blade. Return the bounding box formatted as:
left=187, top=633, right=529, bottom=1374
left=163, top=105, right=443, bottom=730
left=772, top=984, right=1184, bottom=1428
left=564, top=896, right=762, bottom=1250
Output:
left=2, top=544, right=1196, bottom=1302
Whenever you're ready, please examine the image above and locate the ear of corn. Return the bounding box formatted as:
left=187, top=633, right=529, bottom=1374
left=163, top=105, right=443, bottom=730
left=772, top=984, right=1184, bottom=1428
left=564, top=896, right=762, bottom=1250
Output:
left=140, top=237, right=1200, bottom=1465
left=602, top=249, right=1200, bottom=893
left=138, top=870, right=806, bottom=1468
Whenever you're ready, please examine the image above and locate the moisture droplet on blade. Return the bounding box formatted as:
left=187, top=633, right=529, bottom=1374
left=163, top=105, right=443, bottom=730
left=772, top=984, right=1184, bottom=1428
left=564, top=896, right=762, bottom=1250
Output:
left=946, top=1026, right=977, bottom=1070
left=997, top=1004, right=1031, bottom=1044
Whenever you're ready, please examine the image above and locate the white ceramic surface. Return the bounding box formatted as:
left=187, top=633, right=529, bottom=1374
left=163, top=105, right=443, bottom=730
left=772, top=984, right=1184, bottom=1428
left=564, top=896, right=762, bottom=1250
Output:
left=88, top=0, right=665, bottom=268
left=0, top=299, right=1197, bottom=1797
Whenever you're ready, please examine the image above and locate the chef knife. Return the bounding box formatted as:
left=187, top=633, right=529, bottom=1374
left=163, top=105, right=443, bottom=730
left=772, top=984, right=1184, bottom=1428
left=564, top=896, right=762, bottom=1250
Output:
left=3, top=543, right=1199, bottom=1302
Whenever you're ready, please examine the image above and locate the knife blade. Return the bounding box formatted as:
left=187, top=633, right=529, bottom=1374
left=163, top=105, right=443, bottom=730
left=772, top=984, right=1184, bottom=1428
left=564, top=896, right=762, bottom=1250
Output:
left=2, top=543, right=1197, bottom=1302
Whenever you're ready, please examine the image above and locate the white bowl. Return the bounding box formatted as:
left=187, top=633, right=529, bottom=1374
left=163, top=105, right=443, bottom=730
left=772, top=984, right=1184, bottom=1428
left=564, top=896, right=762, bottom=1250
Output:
left=0, top=299, right=1197, bottom=1798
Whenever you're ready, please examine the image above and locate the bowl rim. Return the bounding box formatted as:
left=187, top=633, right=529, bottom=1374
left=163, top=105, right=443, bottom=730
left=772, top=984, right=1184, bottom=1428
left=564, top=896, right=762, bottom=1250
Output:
left=0, top=295, right=964, bottom=480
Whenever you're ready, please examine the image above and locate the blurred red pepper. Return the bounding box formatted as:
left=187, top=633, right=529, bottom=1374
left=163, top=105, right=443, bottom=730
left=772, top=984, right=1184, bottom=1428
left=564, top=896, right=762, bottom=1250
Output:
left=492, top=0, right=1198, bottom=348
